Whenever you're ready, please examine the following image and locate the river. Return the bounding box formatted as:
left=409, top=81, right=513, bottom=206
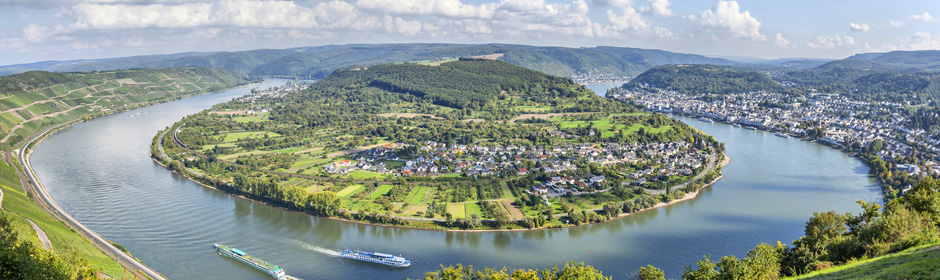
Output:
left=29, top=80, right=881, bottom=279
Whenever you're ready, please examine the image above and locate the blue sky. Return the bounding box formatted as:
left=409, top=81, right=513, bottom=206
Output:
left=1, top=0, right=937, bottom=66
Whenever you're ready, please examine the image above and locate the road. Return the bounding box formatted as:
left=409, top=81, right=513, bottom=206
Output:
left=18, top=121, right=168, bottom=280
left=27, top=219, right=51, bottom=250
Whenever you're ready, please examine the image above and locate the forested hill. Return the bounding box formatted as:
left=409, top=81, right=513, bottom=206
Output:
left=621, top=50, right=940, bottom=103
left=843, top=50, right=940, bottom=70
left=0, top=67, right=245, bottom=148
left=0, top=43, right=735, bottom=79
left=623, top=64, right=783, bottom=95
left=771, top=50, right=940, bottom=103
left=304, top=58, right=593, bottom=112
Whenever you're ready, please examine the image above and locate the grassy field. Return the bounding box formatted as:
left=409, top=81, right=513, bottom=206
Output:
left=792, top=243, right=940, bottom=280
left=514, top=105, right=552, bottom=112
left=553, top=117, right=672, bottom=138
left=406, top=186, right=437, bottom=204
left=337, top=185, right=365, bottom=197
left=369, top=184, right=395, bottom=200
left=222, top=131, right=282, bottom=143
left=0, top=162, right=129, bottom=278
left=465, top=202, right=482, bottom=218
left=233, top=112, right=270, bottom=123
left=448, top=204, right=466, bottom=218
left=346, top=170, right=387, bottom=180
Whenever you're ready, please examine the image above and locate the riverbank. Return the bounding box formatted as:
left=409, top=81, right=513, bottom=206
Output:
left=155, top=126, right=731, bottom=232
left=18, top=122, right=166, bottom=280
left=670, top=112, right=887, bottom=200
left=6, top=82, right=259, bottom=280
left=32, top=79, right=883, bottom=280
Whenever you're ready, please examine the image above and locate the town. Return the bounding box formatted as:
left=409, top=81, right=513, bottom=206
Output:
left=609, top=85, right=940, bottom=193
left=323, top=140, right=711, bottom=194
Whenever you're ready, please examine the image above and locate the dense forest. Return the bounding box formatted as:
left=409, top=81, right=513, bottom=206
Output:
left=774, top=64, right=940, bottom=103
left=624, top=64, right=784, bottom=95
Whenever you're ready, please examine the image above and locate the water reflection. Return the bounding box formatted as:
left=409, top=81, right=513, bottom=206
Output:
left=28, top=81, right=882, bottom=279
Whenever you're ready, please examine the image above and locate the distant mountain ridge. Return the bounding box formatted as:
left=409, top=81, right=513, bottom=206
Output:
left=0, top=43, right=735, bottom=79
left=623, top=50, right=940, bottom=103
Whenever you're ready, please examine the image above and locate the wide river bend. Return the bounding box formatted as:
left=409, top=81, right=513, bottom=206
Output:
left=30, top=80, right=881, bottom=279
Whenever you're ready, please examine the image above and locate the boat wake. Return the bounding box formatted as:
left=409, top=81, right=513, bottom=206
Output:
left=293, top=241, right=342, bottom=257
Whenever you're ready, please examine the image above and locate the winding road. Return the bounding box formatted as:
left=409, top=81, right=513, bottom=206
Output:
left=18, top=121, right=168, bottom=280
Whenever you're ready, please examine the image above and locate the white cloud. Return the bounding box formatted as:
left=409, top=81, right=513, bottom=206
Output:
left=806, top=35, right=855, bottom=50
left=356, top=0, right=496, bottom=19
left=499, top=0, right=546, bottom=12
left=773, top=33, right=790, bottom=48
left=505, top=0, right=595, bottom=36
left=849, top=22, right=870, bottom=32
left=892, top=32, right=940, bottom=50
left=694, top=1, right=765, bottom=41
left=23, top=24, right=74, bottom=42
left=64, top=0, right=384, bottom=31
left=592, top=0, right=632, bottom=7
left=383, top=15, right=428, bottom=36
left=606, top=7, right=649, bottom=32
left=889, top=20, right=905, bottom=28
left=638, top=0, right=671, bottom=16
left=908, top=12, right=933, bottom=21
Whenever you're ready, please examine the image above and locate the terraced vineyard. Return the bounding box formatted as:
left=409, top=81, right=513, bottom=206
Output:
left=0, top=67, right=246, bottom=148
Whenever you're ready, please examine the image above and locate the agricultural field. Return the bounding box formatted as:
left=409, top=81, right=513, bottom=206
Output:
left=337, top=185, right=366, bottom=197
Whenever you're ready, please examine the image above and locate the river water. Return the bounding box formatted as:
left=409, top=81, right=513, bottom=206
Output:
left=30, top=80, right=880, bottom=279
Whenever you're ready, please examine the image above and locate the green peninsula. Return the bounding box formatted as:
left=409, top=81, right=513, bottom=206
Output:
left=155, top=59, right=724, bottom=230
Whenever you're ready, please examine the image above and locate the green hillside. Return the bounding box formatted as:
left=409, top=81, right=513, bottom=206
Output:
left=1, top=161, right=128, bottom=279
left=624, top=64, right=783, bottom=95
left=792, top=243, right=940, bottom=280
left=0, top=67, right=246, bottom=148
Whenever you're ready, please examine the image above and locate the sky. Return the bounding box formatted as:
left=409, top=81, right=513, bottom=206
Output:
left=1, top=0, right=938, bottom=66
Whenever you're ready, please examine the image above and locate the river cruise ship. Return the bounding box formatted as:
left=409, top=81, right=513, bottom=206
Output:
left=341, top=249, right=411, bottom=267
left=214, top=244, right=301, bottom=279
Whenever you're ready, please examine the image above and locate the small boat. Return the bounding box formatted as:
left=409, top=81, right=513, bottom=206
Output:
left=698, top=117, right=714, bottom=123
left=732, top=123, right=741, bottom=128
left=774, top=132, right=790, bottom=139
left=341, top=249, right=411, bottom=267
left=745, top=126, right=757, bottom=130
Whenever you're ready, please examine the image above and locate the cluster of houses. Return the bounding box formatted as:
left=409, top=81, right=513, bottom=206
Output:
left=237, top=81, right=311, bottom=103
left=610, top=86, right=940, bottom=185
left=528, top=175, right=608, bottom=196
left=571, top=71, right=631, bottom=84
left=322, top=140, right=710, bottom=189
